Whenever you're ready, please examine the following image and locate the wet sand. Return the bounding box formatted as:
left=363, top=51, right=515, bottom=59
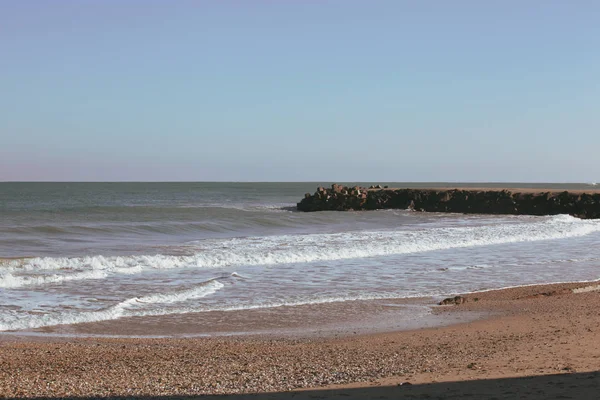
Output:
left=23, top=297, right=484, bottom=338
left=1, top=280, right=600, bottom=398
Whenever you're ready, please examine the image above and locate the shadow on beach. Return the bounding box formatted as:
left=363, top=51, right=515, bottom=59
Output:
left=26, top=371, right=600, bottom=400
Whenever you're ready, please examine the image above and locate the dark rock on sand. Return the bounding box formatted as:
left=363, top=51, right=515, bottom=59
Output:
left=439, top=296, right=467, bottom=306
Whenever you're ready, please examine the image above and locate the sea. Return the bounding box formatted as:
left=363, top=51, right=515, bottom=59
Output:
left=1, top=182, right=600, bottom=337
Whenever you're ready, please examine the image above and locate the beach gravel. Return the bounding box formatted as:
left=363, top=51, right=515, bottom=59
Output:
left=1, top=282, right=600, bottom=397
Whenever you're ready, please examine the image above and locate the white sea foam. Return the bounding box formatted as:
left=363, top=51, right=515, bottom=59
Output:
left=0, top=286, right=413, bottom=332
left=0, top=280, right=224, bottom=331
left=2, top=212, right=600, bottom=331
left=119, top=279, right=223, bottom=308
left=0, top=270, right=108, bottom=288
left=3, top=215, right=600, bottom=283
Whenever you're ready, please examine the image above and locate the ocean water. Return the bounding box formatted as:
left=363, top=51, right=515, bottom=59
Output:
left=1, top=182, right=600, bottom=335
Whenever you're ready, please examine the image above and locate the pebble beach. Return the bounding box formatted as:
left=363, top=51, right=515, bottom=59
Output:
left=2, top=280, right=600, bottom=399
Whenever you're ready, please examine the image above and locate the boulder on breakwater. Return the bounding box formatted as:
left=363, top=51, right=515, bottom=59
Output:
left=297, top=184, right=600, bottom=219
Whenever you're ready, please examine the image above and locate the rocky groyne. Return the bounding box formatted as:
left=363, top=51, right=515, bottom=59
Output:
left=297, top=184, right=600, bottom=219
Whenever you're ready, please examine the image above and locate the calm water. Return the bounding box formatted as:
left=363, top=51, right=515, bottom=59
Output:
left=1, top=182, right=600, bottom=335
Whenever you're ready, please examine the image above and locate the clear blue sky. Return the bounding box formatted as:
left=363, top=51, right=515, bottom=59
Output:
left=1, top=1, right=599, bottom=182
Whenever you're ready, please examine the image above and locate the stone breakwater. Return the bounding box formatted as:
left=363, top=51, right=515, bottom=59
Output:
left=297, top=184, right=600, bottom=219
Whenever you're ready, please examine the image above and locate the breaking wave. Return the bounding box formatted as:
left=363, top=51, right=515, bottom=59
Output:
left=3, top=215, right=599, bottom=288
left=0, top=279, right=224, bottom=331
left=0, top=270, right=108, bottom=288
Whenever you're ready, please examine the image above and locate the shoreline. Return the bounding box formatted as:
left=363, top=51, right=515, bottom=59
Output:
left=4, top=277, right=599, bottom=340
left=2, top=279, right=600, bottom=398
left=3, top=296, right=486, bottom=340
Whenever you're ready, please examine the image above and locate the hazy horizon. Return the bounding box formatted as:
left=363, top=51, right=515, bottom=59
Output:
left=1, top=180, right=598, bottom=185
left=2, top=1, right=599, bottom=182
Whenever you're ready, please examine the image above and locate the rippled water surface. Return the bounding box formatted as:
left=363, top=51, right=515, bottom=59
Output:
left=1, top=182, right=599, bottom=334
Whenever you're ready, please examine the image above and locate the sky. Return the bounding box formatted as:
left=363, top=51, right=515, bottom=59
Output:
left=1, top=1, right=599, bottom=182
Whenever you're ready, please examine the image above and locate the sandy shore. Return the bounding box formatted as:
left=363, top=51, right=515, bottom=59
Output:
left=2, top=281, right=600, bottom=399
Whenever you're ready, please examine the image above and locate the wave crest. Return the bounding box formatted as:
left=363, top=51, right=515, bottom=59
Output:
left=0, top=279, right=224, bottom=331
left=3, top=215, right=599, bottom=288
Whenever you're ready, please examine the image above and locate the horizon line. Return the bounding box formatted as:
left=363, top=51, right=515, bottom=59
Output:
left=0, top=180, right=596, bottom=184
